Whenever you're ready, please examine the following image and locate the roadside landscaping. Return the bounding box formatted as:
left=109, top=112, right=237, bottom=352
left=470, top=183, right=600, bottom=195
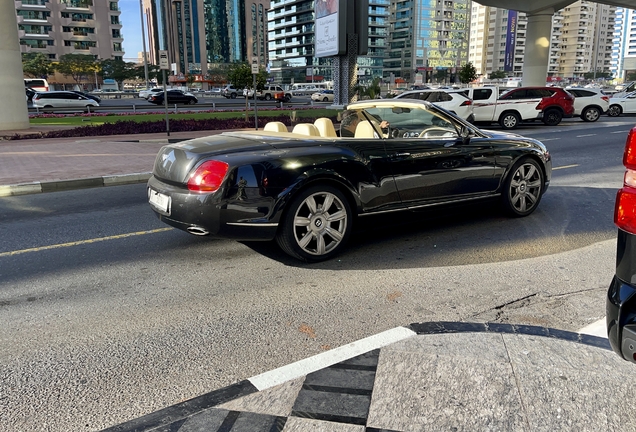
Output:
left=9, top=108, right=339, bottom=140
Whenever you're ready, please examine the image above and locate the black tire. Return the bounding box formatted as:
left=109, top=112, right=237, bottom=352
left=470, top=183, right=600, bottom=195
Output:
left=607, top=104, right=622, bottom=117
left=284, top=95, right=291, bottom=103
left=265, top=94, right=272, bottom=101
left=230, top=93, right=237, bottom=99
left=542, top=109, right=562, bottom=126
left=581, top=106, right=601, bottom=122
left=276, top=185, right=352, bottom=262
left=323, top=97, right=329, bottom=102
left=189, top=99, right=197, bottom=105
left=499, top=112, right=520, bottom=130
left=501, top=157, right=544, bottom=217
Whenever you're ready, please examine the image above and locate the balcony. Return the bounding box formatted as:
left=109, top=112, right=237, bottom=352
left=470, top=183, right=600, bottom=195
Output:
left=16, top=0, right=48, bottom=7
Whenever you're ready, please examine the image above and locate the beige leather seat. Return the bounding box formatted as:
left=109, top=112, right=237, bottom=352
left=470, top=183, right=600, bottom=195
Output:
left=354, top=120, right=378, bottom=138
left=313, top=117, right=337, bottom=137
left=263, top=121, right=288, bottom=133
left=292, top=123, right=321, bottom=137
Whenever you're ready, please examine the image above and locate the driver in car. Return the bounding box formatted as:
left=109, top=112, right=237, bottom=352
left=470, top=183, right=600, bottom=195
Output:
left=340, top=110, right=390, bottom=138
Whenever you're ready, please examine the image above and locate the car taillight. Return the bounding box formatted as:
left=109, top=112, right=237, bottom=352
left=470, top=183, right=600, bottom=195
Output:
left=460, top=99, right=472, bottom=106
left=615, top=127, right=636, bottom=234
left=602, top=96, right=610, bottom=102
left=187, top=160, right=229, bottom=192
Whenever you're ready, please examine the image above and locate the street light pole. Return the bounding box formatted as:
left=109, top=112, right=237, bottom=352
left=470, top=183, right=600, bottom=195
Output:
left=139, top=0, right=150, bottom=89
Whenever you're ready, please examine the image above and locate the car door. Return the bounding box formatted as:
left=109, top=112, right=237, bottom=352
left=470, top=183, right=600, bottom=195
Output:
left=621, top=93, right=636, bottom=114
left=471, top=88, right=496, bottom=121
left=365, top=106, right=497, bottom=208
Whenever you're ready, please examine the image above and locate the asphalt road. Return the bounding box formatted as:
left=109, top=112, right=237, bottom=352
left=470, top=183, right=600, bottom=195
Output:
left=0, top=118, right=631, bottom=431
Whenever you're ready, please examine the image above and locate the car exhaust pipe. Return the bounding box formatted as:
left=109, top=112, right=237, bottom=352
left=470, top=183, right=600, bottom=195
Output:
left=187, top=226, right=209, bottom=236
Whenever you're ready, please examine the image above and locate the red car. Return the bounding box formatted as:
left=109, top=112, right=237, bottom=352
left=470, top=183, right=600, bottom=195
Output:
left=499, top=87, right=575, bottom=126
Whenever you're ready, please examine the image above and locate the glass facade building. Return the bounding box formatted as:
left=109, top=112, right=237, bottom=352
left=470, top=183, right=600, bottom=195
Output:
left=385, top=0, right=470, bottom=84
left=267, top=0, right=389, bottom=85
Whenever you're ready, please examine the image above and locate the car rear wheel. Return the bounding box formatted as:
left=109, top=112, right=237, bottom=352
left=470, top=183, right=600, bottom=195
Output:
left=542, top=109, right=562, bottom=126
left=265, top=94, right=272, bottom=101
left=499, top=112, right=520, bottom=130
left=323, top=97, right=329, bottom=102
left=230, top=93, right=237, bottom=99
left=581, top=106, right=601, bottom=122
left=276, top=185, right=352, bottom=262
left=189, top=99, right=196, bottom=105
left=502, top=157, right=544, bottom=217
left=607, top=105, right=622, bottom=117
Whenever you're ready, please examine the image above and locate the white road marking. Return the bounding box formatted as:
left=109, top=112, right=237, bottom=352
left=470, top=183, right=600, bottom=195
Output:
left=578, top=318, right=607, bottom=339
left=611, top=130, right=630, bottom=134
left=553, top=164, right=579, bottom=170
left=576, top=134, right=596, bottom=138
left=248, top=326, right=416, bottom=391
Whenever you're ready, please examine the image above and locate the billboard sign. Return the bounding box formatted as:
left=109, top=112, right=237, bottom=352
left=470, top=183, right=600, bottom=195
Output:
left=315, top=0, right=345, bottom=57
left=504, top=10, right=517, bottom=72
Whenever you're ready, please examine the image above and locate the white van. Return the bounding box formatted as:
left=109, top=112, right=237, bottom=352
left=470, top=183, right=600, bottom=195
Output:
left=24, top=78, right=49, bottom=92
left=32, top=91, right=99, bottom=110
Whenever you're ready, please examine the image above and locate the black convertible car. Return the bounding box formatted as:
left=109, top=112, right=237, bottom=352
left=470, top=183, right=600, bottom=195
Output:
left=148, top=99, right=551, bottom=261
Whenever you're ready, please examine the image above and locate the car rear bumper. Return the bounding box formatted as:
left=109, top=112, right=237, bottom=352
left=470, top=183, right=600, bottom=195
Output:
left=607, top=275, right=636, bottom=362
left=147, top=176, right=279, bottom=241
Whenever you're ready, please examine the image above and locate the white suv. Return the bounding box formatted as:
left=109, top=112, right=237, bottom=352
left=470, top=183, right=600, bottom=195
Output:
left=395, top=89, right=474, bottom=122
left=222, top=85, right=240, bottom=99
left=566, top=88, right=609, bottom=122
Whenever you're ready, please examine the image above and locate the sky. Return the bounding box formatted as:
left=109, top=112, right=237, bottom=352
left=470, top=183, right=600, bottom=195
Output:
left=119, top=0, right=144, bottom=61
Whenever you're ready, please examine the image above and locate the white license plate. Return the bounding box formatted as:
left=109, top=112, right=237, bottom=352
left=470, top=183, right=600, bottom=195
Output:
left=148, top=189, right=171, bottom=214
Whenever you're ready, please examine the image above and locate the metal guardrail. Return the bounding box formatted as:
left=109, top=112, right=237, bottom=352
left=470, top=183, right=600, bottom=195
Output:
left=27, top=100, right=312, bottom=115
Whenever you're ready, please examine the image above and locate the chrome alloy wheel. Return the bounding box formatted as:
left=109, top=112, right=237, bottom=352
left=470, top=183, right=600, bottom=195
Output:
left=509, top=162, right=542, bottom=213
left=292, top=191, right=348, bottom=256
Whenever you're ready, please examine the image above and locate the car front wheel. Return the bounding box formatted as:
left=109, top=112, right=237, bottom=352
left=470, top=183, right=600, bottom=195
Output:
left=276, top=185, right=352, bottom=262
left=502, top=157, right=544, bottom=217
left=607, top=105, right=622, bottom=117
left=230, top=93, right=237, bottom=99
left=581, top=106, right=601, bottom=122
left=542, top=109, right=563, bottom=126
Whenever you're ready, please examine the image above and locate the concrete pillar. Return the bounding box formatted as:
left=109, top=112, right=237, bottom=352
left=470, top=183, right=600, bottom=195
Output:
left=522, top=10, right=554, bottom=87
left=0, top=2, right=29, bottom=130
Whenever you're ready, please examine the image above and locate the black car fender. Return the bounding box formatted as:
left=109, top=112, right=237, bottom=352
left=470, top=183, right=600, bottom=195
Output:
left=268, top=168, right=363, bottom=224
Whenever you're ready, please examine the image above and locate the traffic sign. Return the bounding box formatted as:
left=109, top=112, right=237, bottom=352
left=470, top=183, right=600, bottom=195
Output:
left=251, top=56, right=259, bottom=74
left=159, top=50, right=169, bottom=70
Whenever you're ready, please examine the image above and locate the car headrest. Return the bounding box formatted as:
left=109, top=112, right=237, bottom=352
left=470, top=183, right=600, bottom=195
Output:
left=354, top=120, right=377, bottom=138
left=263, top=121, right=288, bottom=133
left=313, top=118, right=337, bottom=137
left=292, top=123, right=321, bottom=137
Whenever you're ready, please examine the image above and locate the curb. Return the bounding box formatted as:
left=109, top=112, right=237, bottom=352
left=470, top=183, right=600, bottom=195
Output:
left=102, top=322, right=611, bottom=432
left=0, top=172, right=152, bottom=197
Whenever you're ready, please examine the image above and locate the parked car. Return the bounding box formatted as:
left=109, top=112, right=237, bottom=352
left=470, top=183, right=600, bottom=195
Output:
left=71, top=90, right=101, bottom=104
left=311, top=89, right=335, bottom=102
left=607, top=126, right=636, bottom=362
left=565, top=88, right=609, bottom=122
left=222, top=85, right=240, bottom=99
left=497, top=87, right=575, bottom=126
left=147, top=90, right=198, bottom=105
left=32, top=91, right=100, bottom=110
left=25, top=87, right=36, bottom=102
left=607, top=91, right=636, bottom=117
left=258, top=85, right=292, bottom=102
left=395, top=89, right=474, bottom=122
left=139, top=87, right=164, bottom=99
left=147, top=98, right=551, bottom=262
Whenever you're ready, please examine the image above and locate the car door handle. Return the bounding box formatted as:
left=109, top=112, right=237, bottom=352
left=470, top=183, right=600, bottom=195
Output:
left=391, top=152, right=411, bottom=159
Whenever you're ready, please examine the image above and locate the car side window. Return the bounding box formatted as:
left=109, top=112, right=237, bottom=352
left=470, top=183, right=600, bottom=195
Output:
left=473, top=89, right=492, bottom=100
left=438, top=92, right=452, bottom=102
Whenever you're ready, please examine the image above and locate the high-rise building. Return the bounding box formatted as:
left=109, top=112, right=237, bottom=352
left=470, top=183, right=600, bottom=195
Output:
left=15, top=0, right=124, bottom=61
left=266, top=0, right=389, bottom=85
left=143, top=0, right=269, bottom=77
left=612, top=8, right=636, bottom=81
left=385, top=0, right=470, bottom=84
left=469, top=1, right=615, bottom=82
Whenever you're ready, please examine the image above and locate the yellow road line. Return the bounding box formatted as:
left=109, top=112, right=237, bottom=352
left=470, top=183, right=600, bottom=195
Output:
left=0, top=227, right=173, bottom=258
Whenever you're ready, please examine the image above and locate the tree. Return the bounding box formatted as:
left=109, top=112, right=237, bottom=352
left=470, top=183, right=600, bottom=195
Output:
left=583, top=71, right=613, bottom=80
left=489, top=70, right=507, bottom=79
left=134, top=64, right=165, bottom=86
left=99, top=58, right=137, bottom=90
left=355, top=77, right=382, bottom=100
left=55, top=54, right=98, bottom=85
left=186, top=73, right=197, bottom=89
left=433, top=68, right=448, bottom=83
left=22, top=53, right=54, bottom=78
left=458, top=62, right=478, bottom=84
